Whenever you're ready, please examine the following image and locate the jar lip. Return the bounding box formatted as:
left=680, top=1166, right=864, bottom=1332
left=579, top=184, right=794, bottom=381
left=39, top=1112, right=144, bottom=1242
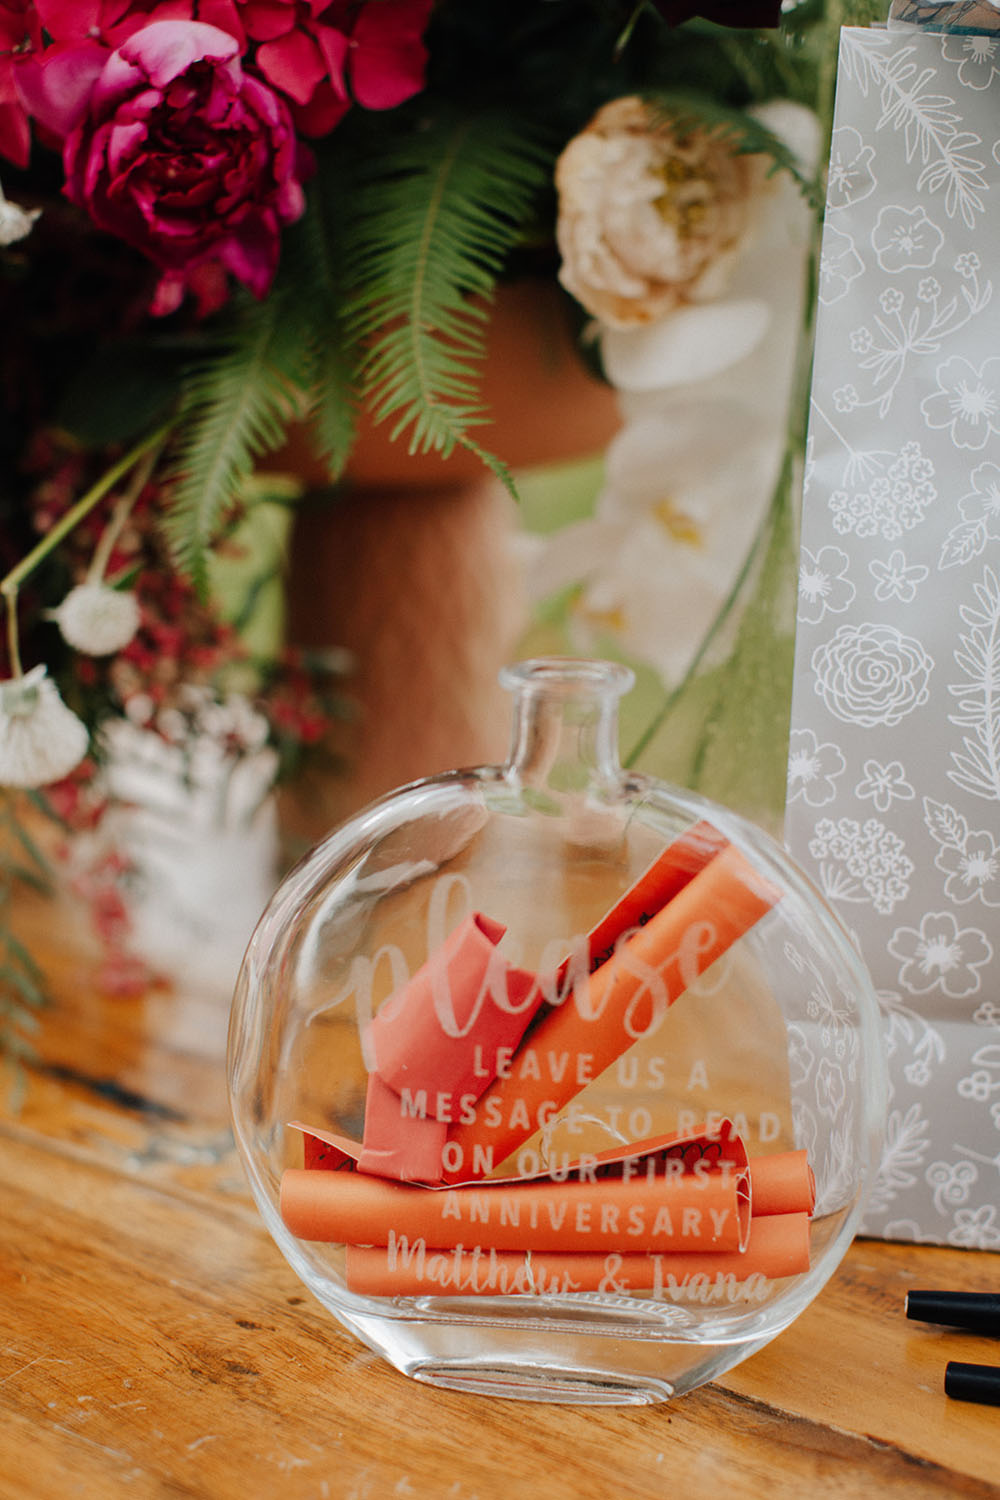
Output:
left=499, top=657, right=636, bottom=699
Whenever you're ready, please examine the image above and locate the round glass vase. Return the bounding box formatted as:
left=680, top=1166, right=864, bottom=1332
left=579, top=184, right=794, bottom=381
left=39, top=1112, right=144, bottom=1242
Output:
left=228, top=658, right=886, bottom=1405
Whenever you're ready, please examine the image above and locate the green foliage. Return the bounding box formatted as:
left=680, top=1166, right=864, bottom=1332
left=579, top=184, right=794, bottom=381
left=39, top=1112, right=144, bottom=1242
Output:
left=0, top=792, right=52, bottom=1108
left=164, top=289, right=315, bottom=592
left=342, top=107, right=553, bottom=489
left=280, top=153, right=361, bottom=483
left=161, top=107, right=553, bottom=581
left=645, top=90, right=824, bottom=208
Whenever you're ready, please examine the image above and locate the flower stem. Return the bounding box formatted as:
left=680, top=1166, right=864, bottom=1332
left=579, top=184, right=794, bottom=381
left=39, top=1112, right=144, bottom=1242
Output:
left=0, top=424, right=172, bottom=680
left=86, top=448, right=159, bottom=586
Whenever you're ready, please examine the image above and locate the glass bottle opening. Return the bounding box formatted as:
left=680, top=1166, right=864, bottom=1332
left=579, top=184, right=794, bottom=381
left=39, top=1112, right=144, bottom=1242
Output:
left=499, top=658, right=636, bottom=701
left=499, top=658, right=635, bottom=794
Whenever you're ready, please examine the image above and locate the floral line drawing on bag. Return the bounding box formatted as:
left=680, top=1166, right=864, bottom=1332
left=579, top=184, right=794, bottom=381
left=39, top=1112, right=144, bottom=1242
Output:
left=788, top=23, right=1000, bottom=1249
left=947, top=565, right=1000, bottom=801
left=809, top=400, right=894, bottom=489
left=947, top=1202, right=1000, bottom=1250
left=822, top=436, right=936, bottom=538
left=812, top=621, right=934, bottom=727
left=826, top=125, right=877, bottom=210
left=797, top=545, right=856, bottom=623
left=926, top=1157, right=978, bottom=1214
left=786, top=728, right=846, bottom=807
left=869, top=550, right=929, bottom=603
left=856, top=758, right=916, bottom=812
left=865, top=1100, right=931, bottom=1216
left=922, top=353, right=1000, bottom=449
left=940, top=460, right=1000, bottom=568
left=807, top=816, right=913, bottom=915
left=819, top=222, right=866, bottom=304
left=888, top=909, right=993, bottom=997
left=782, top=937, right=861, bottom=1053
left=942, top=32, right=1000, bottom=92
left=872, top=204, right=943, bottom=272
left=839, top=261, right=991, bottom=418
left=922, top=797, right=1000, bottom=906
left=880, top=990, right=946, bottom=1090
left=839, top=29, right=989, bottom=228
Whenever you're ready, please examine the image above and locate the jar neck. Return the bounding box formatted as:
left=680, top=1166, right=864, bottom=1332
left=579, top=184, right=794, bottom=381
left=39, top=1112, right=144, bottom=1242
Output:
left=500, top=659, right=633, bottom=797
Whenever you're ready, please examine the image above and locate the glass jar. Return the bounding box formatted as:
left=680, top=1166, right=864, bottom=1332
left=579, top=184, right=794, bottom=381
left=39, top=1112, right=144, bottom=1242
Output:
left=228, top=658, right=885, bottom=1404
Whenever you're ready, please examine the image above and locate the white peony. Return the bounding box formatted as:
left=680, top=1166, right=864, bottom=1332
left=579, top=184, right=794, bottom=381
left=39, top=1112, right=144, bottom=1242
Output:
left=0, top=666, right=90, bottom=788
left=555, top=96, right=766, bottom=329
left=51, top=583, right=141, bottom=655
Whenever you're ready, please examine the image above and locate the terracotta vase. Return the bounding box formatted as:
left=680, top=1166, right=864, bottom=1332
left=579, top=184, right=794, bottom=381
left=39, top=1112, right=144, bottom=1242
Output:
left=283, top=278, right=621, bottom=831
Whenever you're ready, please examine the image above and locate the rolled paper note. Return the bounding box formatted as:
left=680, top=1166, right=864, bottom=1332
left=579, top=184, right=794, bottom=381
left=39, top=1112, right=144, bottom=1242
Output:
left=281, top=1158, right=748, bottom=1254
left=558, top=818, right=729, bottom=980
left=357, top=1073, right=448, bottom=1181
left=367, top=912, right=542, bottom=1110
left=358, top=821, right=728, bottom=1181
left=342, top=1211, right=811, bottom=1298
left=443, top=843, right=782, bottom=1181
left=292, top=1117, right=750, bottom=1195
left=748, top=1151, right=816, bottom=1218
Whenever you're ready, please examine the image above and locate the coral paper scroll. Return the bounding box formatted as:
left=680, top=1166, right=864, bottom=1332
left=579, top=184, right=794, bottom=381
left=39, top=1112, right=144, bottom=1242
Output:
left=278, top=818, right=819, bottom=1299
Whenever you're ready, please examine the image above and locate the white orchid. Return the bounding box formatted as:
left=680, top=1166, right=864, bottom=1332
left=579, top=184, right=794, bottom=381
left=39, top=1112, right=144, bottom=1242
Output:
left=524, top=401, right=782, bottom=684
left=529, top=99, right=820, bottom=689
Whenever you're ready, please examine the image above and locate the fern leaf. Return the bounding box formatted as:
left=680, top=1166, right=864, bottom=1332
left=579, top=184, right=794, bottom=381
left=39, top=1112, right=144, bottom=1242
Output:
left=165, top=292, right=313, bottom=589
left=644, top=90, right=823, bottom=208
left=282, top=165, right=361, bottom=483
left=342, top=108, right=552, bottom=478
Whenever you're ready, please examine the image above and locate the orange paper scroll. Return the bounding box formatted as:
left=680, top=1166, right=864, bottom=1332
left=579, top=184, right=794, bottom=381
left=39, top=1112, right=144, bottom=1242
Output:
left=281, top=1153, right=751, bottom=1254
left=443, top=843, right=781, bottom=1179
left=359, top=912, right=539, bottom=1178
left=358, top=819, right=732, bottom=1182
left=343, top=1212, right=812, bottom=1298
left=749, top=1150, right=816, bottom=1218
left=563, top=818, right=728, bottom=978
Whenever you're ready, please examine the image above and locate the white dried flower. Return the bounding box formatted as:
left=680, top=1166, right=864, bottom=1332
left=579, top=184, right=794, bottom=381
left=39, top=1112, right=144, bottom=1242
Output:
left=51, top=583, right=141, bottom=655
left=555, top=96, right=765, bottom=329
left=0, top=179, right=41, bottom=247
left=0, top=665, right=90, bottom=788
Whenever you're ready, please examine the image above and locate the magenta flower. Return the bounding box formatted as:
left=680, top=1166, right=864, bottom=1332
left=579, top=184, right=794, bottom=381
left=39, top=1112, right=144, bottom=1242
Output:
left=0, top=0, right=41, bottom=166
left=32, top=0, right=245, bottom=50
left=235, top=0, right=432, bottom=136
left=31, top=20, right=307, bottom=309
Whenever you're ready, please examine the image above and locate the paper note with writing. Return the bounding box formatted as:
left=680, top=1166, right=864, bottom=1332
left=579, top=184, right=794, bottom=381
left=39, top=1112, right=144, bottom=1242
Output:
left=786, top=22, right=1000, bottom=1249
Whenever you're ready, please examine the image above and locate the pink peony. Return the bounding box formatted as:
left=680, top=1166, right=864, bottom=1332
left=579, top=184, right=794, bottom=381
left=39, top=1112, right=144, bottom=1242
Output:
left=236, top=0, right=432, bottom=137
left=31, top=0, right=245, bottom=51
left=0, top=0, right=41, bottom=166
left=44, top=19, right=307, bottom=307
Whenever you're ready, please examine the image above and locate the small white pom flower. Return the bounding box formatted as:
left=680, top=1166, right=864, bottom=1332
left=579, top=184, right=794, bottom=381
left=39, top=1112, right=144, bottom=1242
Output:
left=0, top=179, right=41, bottom=247
left=0, top=666, right=90, bottom=788
left=51, top=583, right=141, bottom=655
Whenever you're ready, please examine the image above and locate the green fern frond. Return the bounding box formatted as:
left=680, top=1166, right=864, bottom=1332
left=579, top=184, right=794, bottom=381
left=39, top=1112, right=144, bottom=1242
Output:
left=343, top=109, right=552, bottom=481
left=283, top=166, right=361, bottom=483
left=165, top=291, right=313, bottom=590
left=645, top=90, right=824, bottom=210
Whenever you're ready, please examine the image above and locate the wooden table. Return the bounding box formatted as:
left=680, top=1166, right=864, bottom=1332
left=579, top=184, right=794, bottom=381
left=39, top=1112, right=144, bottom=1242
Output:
left=3, top=892, right=998, bottom=1500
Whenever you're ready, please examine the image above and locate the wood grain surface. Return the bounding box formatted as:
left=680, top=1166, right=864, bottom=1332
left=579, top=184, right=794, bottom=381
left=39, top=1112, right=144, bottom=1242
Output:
left=3, top=888, right=999, bottom=1500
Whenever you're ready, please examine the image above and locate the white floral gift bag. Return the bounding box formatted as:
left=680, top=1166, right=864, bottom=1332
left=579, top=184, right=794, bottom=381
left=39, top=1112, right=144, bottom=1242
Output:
left=785, top=11, right=1000, bottom=1249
